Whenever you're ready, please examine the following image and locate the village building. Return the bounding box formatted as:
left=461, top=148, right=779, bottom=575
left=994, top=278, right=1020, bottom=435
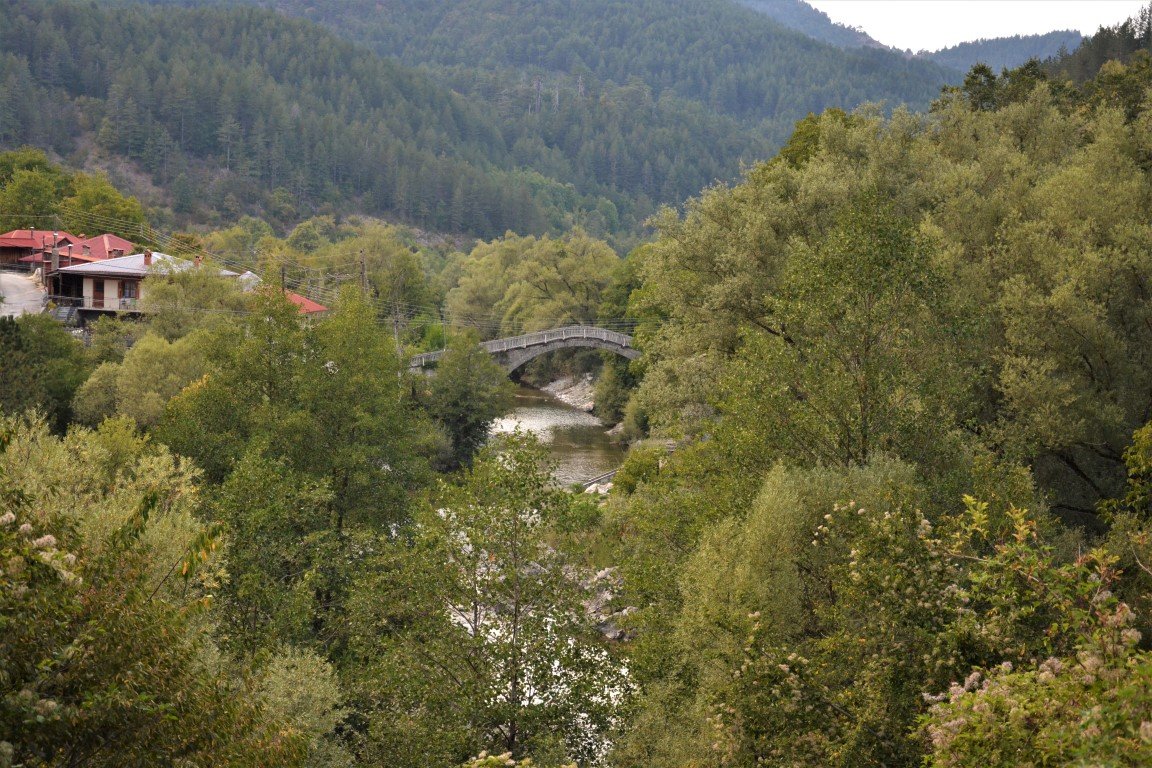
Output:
left=51, top=250, right=238, bottom=321
left=0, top=229, right=79, bottom=268
left=48, top=250, right=327, bottom=324
left=21, top=234, right=137, bottom=288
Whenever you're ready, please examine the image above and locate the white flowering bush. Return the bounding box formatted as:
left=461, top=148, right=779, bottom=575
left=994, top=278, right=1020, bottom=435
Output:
left=0, top=415, right=305, bottom=766
left=672, top=464, right=1152, bottom=768
left=923, top=499, right=1152, bottom=767
left=713, top=496, right=962, bottom=767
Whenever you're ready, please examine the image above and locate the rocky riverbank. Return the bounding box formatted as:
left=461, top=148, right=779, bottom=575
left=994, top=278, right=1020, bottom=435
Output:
left=542, top=373, right=596, bottom=412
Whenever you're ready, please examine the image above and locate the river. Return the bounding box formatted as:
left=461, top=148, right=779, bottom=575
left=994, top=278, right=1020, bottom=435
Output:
left=490, top=383, right=625, bottom=486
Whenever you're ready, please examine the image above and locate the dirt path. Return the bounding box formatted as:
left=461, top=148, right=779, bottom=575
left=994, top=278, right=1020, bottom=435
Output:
left=0, top=271, right=45, bottom=317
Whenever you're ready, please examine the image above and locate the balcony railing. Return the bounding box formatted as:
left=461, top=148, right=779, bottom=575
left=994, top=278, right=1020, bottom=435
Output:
left=49, top=295, right=140, bottom=311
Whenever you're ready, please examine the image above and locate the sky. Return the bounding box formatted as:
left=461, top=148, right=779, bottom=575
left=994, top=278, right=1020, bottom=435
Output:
left=805, top=1, right=1148, bottom=52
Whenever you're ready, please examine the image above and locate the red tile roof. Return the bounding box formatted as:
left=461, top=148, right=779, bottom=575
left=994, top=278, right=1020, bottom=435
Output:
left=19, top=250, right=102, bottom=265
left=0, top=229, right=79, bottom=250
left=71, top=233, right=135, bottom=261
left=285, top=292, right=329, bottom=314
left=16, top=233, right=135, bottom=266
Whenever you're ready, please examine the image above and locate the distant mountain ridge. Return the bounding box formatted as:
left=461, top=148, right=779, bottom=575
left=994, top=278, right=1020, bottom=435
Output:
left=151, top=0, right=967, bottom=235
left=738, top=0, right=1083, bottom=74
left=920, top=30, right=1084, bottom=71
left=736, top=0, right=888, bottom=50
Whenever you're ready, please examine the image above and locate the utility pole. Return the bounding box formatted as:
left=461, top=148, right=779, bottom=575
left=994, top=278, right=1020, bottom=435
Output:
left=280, top=264, right=287, bottom=294
left=359, top=251, right=367, bottom=298
left=391, top=267, right=405, bottom=360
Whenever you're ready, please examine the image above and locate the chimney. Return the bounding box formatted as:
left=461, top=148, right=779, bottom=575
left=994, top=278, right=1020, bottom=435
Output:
left=143, top=250, right=152, bottom=267
left=66, top=245, right=73, bottom=265
left=82, top=244, right=91, bottom=257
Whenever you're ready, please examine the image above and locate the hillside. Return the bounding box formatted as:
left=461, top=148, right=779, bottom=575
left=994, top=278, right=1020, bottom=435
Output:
left=0, top=1, right=588, bottom=239
left=737, top=0, right=886, bottom=49
left=1, top=0, right=780, bottom=244
left=922, top=30, right=1083, bottom=71
left=250, top=0, right=959, bottom=125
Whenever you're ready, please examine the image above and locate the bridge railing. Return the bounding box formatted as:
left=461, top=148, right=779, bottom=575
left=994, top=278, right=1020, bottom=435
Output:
left=409, top=325, right=634, bottom=368
left=480, top=325, right=633, bottom=353
left=410, top=350, right=445, bottom=368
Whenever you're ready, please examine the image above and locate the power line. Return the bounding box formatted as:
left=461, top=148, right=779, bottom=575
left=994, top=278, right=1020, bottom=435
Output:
left=40, top=207, right=645, bottom=336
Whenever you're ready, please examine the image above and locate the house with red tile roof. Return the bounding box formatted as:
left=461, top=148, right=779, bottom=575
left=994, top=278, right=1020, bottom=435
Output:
left=0, top=229, right=79, bottom=268
left=19, top=233, right=135, bottom=273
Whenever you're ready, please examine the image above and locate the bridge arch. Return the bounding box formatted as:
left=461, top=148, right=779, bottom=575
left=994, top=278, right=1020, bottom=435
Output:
left=496, top=334, right=640, bottom=374
left=409, top=325, right=640, bottom=375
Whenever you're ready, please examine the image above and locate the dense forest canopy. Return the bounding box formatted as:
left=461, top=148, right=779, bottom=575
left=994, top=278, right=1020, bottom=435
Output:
left=132, top=0, right=972, bottom=240
left=0, top=0, right=651, bottom=240
left=602, top=28, right=1152, bottom=764
left=243, top=0, right=959, bottom=123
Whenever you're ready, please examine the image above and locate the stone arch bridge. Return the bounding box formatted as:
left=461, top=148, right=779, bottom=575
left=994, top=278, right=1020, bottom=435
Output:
left=409, top=325, right=640, bottom=374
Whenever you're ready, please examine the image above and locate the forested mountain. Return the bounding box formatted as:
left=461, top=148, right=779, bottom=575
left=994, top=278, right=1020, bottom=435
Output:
left=0, top=0, right=773, bottom=243
left=173, top=0, right=967, bottom=238
left=243, top=0, right=958, bottom=125
left=923, top=30, right=1083, bottom=71
left=736, top=1, right=1081, bottom=75
left=0, top=0, right=971, bottom=245
left=737, top=0, right=886, bottom=49
left=0, top=1, right=584, bottom=238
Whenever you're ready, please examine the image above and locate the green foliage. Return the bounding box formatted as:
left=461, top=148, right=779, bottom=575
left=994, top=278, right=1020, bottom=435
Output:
left=0, top=147, right=69, bottom=191
left=1100, top=421, right=1152, bottom=522
left=84, top=316, right=142, bottom=365
left=422, top=330, right=515, bottom=470
left=257, top=647, right=353, bottom=768
left=447, top=230, right=620, bottom=338
left=0, top=415, right=305, bottom=766
left=1046, top=4, right=1152, bottom=84
left=58, top=173, right=145, bottom=240
left=211, top=450, right=334, bottom=654
left=615, top=451, right=1124, bottom=768
left=349, top=435, right=627, bottom=766
left=140, top=268, right=251, bottom=341
left=0, top=149, right=142, bottom=235
left=160, top=289, right=428, bottom=528
left=609, top=443, right=663, bottom=495
left=72, top=331, right=212, bottom=428
left=720, top=197, right=970, bottom=469
left=0, top=315, right=90, bottom=432
left=923, top=508, right=1152, bottom=767
left=0, top=169, right=58, bottom=232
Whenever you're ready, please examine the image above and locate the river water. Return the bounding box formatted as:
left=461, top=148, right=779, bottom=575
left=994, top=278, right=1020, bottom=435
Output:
left=490, top=384, right=625, bottom=486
